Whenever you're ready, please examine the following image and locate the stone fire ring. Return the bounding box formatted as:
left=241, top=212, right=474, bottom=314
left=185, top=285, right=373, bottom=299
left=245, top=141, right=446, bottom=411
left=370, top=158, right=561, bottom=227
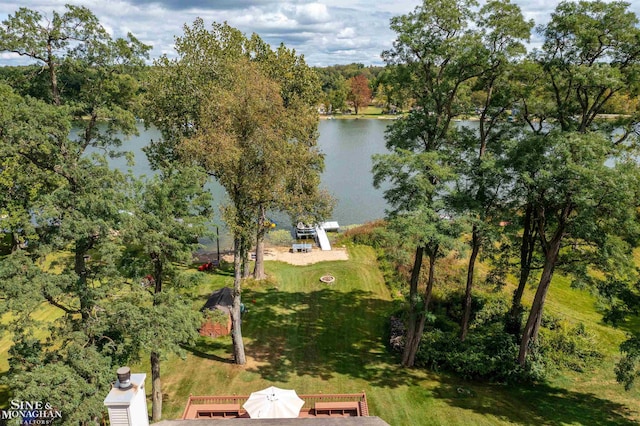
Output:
left=320, top=275, right=335, bottom=284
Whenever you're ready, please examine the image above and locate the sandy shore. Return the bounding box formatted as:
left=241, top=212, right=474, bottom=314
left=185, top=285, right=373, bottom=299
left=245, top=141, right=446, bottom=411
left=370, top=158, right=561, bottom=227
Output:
left=263, top=246, right=349, bottom=265
left=213, top=245, right=349, bottom=266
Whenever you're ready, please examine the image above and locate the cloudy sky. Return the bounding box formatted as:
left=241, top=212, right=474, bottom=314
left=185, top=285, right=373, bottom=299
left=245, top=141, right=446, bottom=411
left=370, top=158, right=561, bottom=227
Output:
left=1, top=0, right=639, bottom=67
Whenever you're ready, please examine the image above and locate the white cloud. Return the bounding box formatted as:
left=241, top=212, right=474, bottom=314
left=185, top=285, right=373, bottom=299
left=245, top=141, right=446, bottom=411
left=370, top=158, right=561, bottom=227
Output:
left=295, top=3, right=331, bottom=24
left=336, top=27, right=355, bottom=39
left=1, top=0, right=639, bottom=67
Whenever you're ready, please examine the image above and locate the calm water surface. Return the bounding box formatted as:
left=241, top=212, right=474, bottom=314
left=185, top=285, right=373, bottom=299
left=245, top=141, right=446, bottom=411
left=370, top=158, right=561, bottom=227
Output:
left=94, top=119, right=482, bottom=248
left=111, top=119, right=392, bottom=225
left=317, top=119, right=391, bottom=225
left=95, top=119, right=392, bottom=248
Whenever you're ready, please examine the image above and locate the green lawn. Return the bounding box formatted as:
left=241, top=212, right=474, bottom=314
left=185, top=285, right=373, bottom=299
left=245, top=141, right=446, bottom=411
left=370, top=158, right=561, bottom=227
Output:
left=142, top=245, right=640, bottom=425
left=323, top=105, right=400, bottom=119
left=1, top=244, right=638, bottom=424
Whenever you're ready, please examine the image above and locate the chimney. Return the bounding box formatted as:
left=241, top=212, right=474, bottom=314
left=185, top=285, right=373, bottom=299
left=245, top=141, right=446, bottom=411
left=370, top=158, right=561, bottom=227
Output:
left=103, top=367, right=149, bottom=426
left=116, top=366, right=132, bottom=389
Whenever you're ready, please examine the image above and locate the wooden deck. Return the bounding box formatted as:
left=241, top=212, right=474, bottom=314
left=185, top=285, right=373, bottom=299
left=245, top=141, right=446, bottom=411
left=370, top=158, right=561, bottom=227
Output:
left=182, top=393, right=369, bottom=420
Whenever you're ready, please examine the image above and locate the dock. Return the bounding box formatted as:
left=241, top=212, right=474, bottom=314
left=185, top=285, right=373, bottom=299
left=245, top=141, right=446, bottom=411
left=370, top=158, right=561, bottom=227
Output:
left=315, top=226, right=331, bottom=251
left=319, top=221, right=340, bottom=232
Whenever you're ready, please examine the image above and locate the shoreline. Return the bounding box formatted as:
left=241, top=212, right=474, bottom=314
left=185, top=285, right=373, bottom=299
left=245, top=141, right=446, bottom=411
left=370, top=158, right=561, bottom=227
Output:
left=319, top=114, right=482, bottom=121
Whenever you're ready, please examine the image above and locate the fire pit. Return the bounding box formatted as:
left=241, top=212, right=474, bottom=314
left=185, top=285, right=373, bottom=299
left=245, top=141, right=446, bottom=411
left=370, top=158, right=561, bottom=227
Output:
left=320, top=275, right=335, bottom=284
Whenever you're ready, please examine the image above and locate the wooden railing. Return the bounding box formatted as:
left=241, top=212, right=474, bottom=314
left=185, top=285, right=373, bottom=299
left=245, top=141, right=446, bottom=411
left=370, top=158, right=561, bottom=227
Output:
left=182, top=392, right=369, bottom=419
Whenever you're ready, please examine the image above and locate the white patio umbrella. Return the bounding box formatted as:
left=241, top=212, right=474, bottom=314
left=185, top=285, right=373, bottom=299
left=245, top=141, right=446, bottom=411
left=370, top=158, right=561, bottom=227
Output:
left=242, top=386, right=305, bottom=419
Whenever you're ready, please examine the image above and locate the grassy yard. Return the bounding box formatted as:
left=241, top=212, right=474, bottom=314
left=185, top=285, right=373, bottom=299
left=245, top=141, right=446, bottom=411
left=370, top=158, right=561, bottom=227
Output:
left=0, top=244, right=638, bottom=424
left=322, top=105, right=400, bottom=120
left=139, top=244, right=639, bottom=425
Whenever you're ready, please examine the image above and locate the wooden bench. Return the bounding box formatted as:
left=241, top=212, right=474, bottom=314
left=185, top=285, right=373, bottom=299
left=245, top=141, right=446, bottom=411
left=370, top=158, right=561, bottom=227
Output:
left=192, top=403, right=241, bottom=418
left=314, top=401, right=361, bottom=416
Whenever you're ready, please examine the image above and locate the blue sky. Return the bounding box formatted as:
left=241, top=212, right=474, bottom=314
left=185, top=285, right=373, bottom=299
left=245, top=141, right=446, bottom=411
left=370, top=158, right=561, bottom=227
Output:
left=1, top=0, right=639, bottom=67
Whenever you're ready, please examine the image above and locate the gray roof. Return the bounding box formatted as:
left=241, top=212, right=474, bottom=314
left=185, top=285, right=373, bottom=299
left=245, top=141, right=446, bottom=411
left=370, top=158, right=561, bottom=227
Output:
left=154, top=417, right=390, bottom=426
left=202, top=287, right=233, bottom=313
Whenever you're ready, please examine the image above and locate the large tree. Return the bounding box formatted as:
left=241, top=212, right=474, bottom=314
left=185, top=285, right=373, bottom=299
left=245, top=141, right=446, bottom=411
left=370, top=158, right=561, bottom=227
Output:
left=145, top=20, right=328, bottom=365
left=182, top=58, right=328, bottom=364
left=0, top=5, right=150, bottom=421
left=513, top=132, right=640, bottom=365
left=374, top=0, right=487, bottom=367
left=0, top=5, right=107, bottom=105
left=513, top=0, right=640, bottom=366
left=118, top=165, right=211, bottom=421
left=451, top=0, right=532, bottom=341
left=348, top=74, right=372, bottom=114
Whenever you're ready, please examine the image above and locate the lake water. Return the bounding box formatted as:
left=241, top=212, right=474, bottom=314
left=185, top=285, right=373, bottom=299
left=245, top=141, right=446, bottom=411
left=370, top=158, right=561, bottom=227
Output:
left=102, top=119, right=393, bottom=249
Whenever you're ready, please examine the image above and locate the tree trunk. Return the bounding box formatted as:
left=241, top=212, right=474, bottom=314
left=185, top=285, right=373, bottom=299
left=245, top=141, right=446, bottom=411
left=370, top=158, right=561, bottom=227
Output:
left=401, top=245, right=424, bottom=367
left=460, top=226, right=480, bottom=341
left=506, top=203, right=535, bottom=335
left=153, top=256, right=163, bottom=295
left=253, top=205, right=267, bottom=280
left=10, top=232, right=20, bottom=253
left=151, top=255, right=164, bottom=420
left=151, top=351, right=162, bottom=421
left=74, top=239, right=92, bottom=321
left=231, top=237, right=247, bottom=365
left=253, top=237, right=265, bottom=279
left=518, top=237, right=561, bottom=366
left=404, top=249, right=438, bottom=367
left=47, top=47, right=60, bottom=106
left=241, top=236, right=251, bottom=279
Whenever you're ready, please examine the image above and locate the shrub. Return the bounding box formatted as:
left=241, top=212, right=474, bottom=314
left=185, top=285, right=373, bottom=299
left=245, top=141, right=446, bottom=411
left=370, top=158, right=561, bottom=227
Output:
left=537, top=315, right=604, bottom=372
left=415, top=326, right=527, bottom=383
left=266, top=229, right=294, bottom=246
left=203, top=308, right=228, bottom=324
left=342, top=220, right=388, bottom=248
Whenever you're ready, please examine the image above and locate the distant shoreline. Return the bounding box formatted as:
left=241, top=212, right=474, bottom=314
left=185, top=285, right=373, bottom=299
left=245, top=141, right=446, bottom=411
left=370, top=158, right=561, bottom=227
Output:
left=319, top=113, right=628, bottom=122
left=319, top=114, right=483, bottom=121
left=319, top=114, right=399, bottom=120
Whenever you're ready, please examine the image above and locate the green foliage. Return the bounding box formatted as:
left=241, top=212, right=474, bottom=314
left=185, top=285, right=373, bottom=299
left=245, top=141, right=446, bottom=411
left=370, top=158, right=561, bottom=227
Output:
left=615, top=334, right=640, bottom=390
left=537, top=316, right=604, bottom=373
left=0, top=66, right=52, bottom=101
left=414, top=291, right=604, bottom=382
left=342, top=220, right=389, bottom=248
left=111, top=288, right=203, bottom=360
left=0, top=5, right=154, bottom=422
left=266, top=229, right=294, bottom=246
left=416, top=326, right=526, bottom=382
left=203, top=308, right=229, bottom=324
left=120, top=164, right=212, bottom=280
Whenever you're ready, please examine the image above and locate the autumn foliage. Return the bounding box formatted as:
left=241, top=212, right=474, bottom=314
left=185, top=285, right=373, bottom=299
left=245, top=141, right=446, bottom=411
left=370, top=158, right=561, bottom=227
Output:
left=348, top=74, right=372, bottom=114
